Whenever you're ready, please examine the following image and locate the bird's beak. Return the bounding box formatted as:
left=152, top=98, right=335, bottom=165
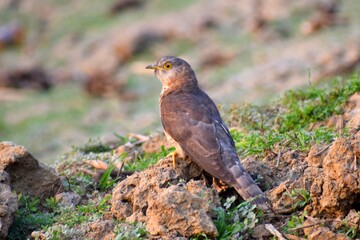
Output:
left=146, top=63, right=160, bottom=70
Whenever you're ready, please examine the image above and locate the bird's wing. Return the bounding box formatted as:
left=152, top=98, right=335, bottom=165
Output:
left=161, top=89, right=269, bottom=208
left=161, top=89, right=237, bottom=184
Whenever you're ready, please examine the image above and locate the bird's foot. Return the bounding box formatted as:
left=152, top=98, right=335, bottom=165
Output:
left=172, top=150, right=177, bottom=169
left=166, top=150, right=178, bottom=169
left=212, top=178, right=229, bottom=193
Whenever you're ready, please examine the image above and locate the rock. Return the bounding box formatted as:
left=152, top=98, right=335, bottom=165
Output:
left=251, top=224, right=272, bottom=238
left=308, top=167, right=325, bottom=199
left=344, top=209, right=360, bottom=226
left=303, top=218, right=349, bottom=240
left=81, top=69, right=133, bottom=99
left=0, top=142, right=62, bottom=199
left=0, top=66, right=53, bottom=91
left=186, top=180, right=220, bottom=214
left=270, top=137, right=360, bottom=217
left=315, top=139, right=359, bottom=217
left=146, top=184, right=218, bottom=238
left=242, top=156, right=281, bottom=190
left=306, top=145, right=327, bottom=167
left=322, top=139, right=354, bottom=179
left=84, top=220, right=116, bottom=240
left=55, top=192, right=81, bottom=209
left=351, top=135, right=360, bottom=159
left=300, top=1, right=346, bottom=36
left=268, top=150, right=310, bottom=213
left=111, top=156, right=220, bottom=238
left=345, top=93, right=360, bottom=133
left=0, top=170, right=18, bottom=239
left=269, top=184, right=292, bottom=213
left=108, top=0, right=144, bottom=15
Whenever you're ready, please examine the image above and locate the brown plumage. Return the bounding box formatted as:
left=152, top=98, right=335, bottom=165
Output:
left=146, top=56, right=269, bottom=210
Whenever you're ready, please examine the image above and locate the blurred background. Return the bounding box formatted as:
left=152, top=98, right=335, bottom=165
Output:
left=0, top=0, right=359, bottom=164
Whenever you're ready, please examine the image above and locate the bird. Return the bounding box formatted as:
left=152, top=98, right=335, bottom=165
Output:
left=146, top=56, right=269, bottom=210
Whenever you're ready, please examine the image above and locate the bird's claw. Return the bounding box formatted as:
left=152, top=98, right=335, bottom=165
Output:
left=166, top=150, right=178, bottom=169
left=172, top=150, right=177, bottom=169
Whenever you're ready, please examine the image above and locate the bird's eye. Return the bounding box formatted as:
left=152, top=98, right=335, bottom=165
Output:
left=163, top=62, right=173, bottom=70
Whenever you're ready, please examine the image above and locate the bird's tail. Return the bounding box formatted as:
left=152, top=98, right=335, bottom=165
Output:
left=233, top=172, right=271, bottom=211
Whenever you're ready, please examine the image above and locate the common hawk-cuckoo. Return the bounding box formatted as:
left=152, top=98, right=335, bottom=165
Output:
left=146, top=56, right=269, bottom=209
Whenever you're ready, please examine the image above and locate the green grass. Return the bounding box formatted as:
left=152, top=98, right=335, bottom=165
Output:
left=283, top=188, right=311, bottom=210
left=213, top=196, right=261, bottom=240
left=54, top=195, right=111, bottom=228
left=98, top=164, right=120, bottom=191
left=337, top=217, right=360, bottom=239
left=0, top=85, right=139, bottom=164
left=8, top=177, right=111, bottom=239
left=62, top=171, right=94, bottom=196
left=114, top=222, right=149, bottom=240
left=225, top=75, right=360, bottom=158
left=8, top=194, right=55, bottom=240
left=282, top=211, right=307, bottom=236
left=74, top=138, right=113, bottom=154
left=232, top=126, right=338, bottom=158
left=124, top=146, right=175, bottom=171
left=278, top=76, right=359, bottom=131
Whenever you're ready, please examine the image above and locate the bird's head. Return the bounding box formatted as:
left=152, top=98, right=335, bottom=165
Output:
left=146, top=56, right=198, bottom=92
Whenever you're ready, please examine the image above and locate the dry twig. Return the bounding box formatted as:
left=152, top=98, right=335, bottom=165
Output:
left=313, top=143, right=332, bottom=157
left=265, top=224, right=287, bottom=240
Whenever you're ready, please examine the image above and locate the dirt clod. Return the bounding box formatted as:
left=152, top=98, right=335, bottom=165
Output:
left=111, top=156, right=220, bottom=238
left=0, top=170, right=18, bottom=239
left=0, top=141, right=62, bottom=199
left=146, top=184, right=218, bottom=238
left=83, top=220, right=116, bottom=240
left=303, top=217, right=349, bottom=240
left=270, top=137, right=360, bottom=218
left=55, top=192, right=81, bottom=209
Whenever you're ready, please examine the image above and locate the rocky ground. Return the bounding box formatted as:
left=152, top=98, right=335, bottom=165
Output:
left=1, top=0, right=360, bottom=162
left=1, top=0, right=360, bottom=239
left=0, top=78, right=359, bottom=239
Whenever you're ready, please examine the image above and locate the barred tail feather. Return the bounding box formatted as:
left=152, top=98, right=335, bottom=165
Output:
left=234, top=185, right=270, bottom=211
left=230, top=163, right=270, bottom=210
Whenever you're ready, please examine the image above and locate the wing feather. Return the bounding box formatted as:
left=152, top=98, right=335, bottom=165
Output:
left=161, top=88, right=269, bottom=209
left=161, top=89, right=236, bottom=184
